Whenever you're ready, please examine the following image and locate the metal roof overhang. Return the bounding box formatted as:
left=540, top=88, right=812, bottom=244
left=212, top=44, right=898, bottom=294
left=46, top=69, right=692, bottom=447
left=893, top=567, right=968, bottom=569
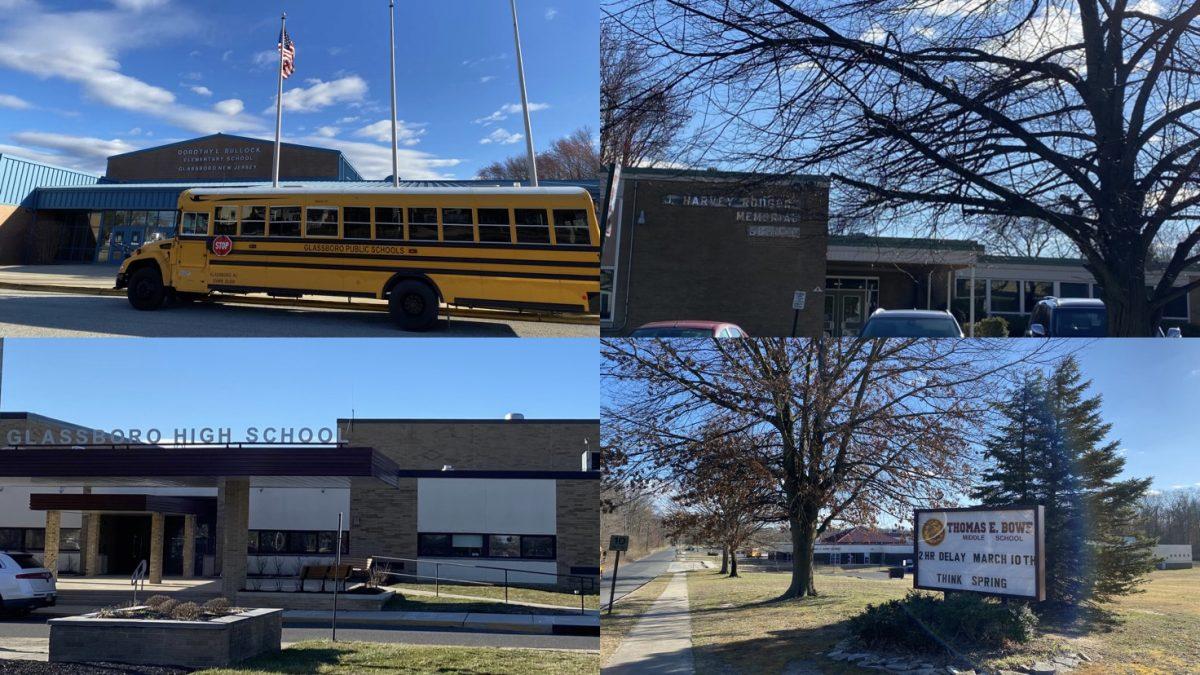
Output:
left=29, top=494, right=216, bottom=516
left=0, top=446, right=399, bottom=489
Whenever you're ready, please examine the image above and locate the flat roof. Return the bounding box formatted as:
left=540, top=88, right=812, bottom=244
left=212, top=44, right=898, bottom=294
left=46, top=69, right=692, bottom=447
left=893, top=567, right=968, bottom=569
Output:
left=29, top=494, right=216, bottom=516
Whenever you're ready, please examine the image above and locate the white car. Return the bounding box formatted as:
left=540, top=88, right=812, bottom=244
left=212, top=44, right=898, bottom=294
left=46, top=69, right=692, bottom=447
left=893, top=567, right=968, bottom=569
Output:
left=859, top=309, right=964, bottom=338
left=0, top=552, right=56, bottom=617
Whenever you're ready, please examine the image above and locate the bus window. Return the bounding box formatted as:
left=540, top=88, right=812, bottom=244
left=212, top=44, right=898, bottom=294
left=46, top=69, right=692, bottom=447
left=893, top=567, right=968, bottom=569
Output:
left=269, top=206, right=301, bottom=238
left=408, top=208, right=438, bottom=241
left=240, top=206, right=266, bottom=236
left=306, top=206, right=338, bottom=237
left=478, top=208, right=512, bottom=243
left=344, top=207, right=371, bottom=239
left=180, top=212, right=209, bottom=236
left=553, top=209, right=591, bottom=246
left=441, top=208, right=474, bottom=242
left=515, top=208, right=551, bottom=244
left=375, top=207, right=402, bottom=240
left=214, top=206, right=238, bottom=236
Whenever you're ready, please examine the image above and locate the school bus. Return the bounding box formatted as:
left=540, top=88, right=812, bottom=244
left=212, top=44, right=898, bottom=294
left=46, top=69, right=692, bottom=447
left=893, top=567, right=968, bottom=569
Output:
left=115, top=186, right=601, bottom=330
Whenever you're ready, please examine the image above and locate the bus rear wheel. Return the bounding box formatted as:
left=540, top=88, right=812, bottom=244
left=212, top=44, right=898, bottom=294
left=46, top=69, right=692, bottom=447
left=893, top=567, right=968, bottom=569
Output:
left=388, top=280, right=438, bottom=331
left=127, top=266, right=166, bottom=310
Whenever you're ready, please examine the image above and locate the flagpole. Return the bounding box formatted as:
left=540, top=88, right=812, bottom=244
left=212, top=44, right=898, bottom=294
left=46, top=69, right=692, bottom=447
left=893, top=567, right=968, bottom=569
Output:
left=388, top=0, right=399, bottom=187
left=273, top=12, right=287, bottom=188
left=509, top=0, right=538, bottom=186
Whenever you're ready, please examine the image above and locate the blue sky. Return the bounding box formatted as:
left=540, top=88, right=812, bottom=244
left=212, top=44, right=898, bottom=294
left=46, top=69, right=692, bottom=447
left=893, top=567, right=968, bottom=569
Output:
left=0, top=0, right=598, bottom=179
left=0, top=338, right=598, bottom=437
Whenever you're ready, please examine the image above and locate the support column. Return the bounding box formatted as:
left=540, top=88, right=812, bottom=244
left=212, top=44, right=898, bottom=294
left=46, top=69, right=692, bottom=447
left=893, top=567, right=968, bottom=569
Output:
left=182, top=514, right=196, bottom=578
left=218, top=477, right=249, bottom=600
left=43, top=510, right=60, bottom=579
left=148, top=512, right=164, bottom=584
left=83, top=513, right=100, bottom=577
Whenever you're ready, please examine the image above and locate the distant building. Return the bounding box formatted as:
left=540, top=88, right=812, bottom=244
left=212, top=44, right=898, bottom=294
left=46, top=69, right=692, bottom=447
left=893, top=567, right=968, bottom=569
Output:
left=762, top=526, right=913, bottom=565
left=1154, top=544, right=1194, bottom=569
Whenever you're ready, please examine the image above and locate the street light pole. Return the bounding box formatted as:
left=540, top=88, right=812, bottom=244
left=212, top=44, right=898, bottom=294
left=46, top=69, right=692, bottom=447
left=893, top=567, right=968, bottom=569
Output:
left=388, top=0, right=399, bottom=187
left=509, top=0, right=538, bottom=186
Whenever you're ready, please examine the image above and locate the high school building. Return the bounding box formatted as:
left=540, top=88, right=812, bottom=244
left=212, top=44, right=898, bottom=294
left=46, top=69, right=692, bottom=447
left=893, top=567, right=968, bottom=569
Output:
left=0, top=134, right=599, bottom=266
left=601, top=167, right=1200, bottom=336
left=0, top=412, right=600, bottom=597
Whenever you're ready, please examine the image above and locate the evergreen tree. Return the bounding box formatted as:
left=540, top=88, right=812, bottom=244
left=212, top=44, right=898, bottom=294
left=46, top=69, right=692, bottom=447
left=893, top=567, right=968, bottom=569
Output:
left=976, top=357, right=1156, bottom=607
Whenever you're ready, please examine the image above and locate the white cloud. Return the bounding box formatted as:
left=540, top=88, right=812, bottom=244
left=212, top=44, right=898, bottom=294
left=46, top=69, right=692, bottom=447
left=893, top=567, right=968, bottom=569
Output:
left=354, top=119, right=427, bottom=146
left=251, top=50, right=279, bottom=69
left=292, top=135, right=461, bottom=180
left=544, top=7, right=558, bottom=20
left=189, top=85, right=213, bottom=97
left=480, top=75, right=496, bottom=84
left=314, top=126, right=340, bottom=138
left=336, top=116, right=360, bottom=124
left=221, top=49, right=233, bottom=62
left=480, top=128, right=523, bottom=145
left=0, top=131, right=140, bottom=172
left=0, top=93, right=32, bottom=109
left=0, top=4, right=264, bottom=134
left=111, top=0, right=169, bottom=11
left=473, top=102, right=549, bottom=125
left=213, top=98, right=244, bottom=116
left=271, top=76, right=368, bottom=114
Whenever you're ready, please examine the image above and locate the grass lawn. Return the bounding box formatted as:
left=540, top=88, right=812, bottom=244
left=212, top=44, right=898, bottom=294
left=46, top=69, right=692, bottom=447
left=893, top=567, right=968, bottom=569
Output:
left=600, top=573, right=673, bottom=666
left=197, top=640, right=597, bottom=674
left=387, top=583, right=599, bottom=610
left=685, top=566, right=1200, bottom=674
left=384, top=592, right=585, bottom=616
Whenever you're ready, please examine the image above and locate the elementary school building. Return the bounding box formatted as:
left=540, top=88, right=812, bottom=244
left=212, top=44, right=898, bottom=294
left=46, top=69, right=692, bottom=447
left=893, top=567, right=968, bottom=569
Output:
left=600, top=167, right=1200, bottom=336
left=0, top=412, right=600, bottom=598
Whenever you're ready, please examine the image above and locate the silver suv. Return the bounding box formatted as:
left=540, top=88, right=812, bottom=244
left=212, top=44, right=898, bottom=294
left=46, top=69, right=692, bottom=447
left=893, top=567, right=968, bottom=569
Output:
left=0, top=552, right=56, bottom=617
left=860, top=309, right=964, bottom=338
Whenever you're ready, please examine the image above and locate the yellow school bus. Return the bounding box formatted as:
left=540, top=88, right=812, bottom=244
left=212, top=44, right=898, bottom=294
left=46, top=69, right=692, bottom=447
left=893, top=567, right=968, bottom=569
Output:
left=115, top=186, right=600, bottom=330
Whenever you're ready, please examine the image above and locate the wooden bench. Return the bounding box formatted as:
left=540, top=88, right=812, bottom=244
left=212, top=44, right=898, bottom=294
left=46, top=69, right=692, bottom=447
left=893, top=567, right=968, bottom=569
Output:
left=296, top=563, right=355, bottom=592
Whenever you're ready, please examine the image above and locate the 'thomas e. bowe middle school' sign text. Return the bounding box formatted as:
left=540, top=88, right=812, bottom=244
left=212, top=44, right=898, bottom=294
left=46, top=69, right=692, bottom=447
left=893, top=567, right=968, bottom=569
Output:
left=914, top=505, right=1045, bottom=601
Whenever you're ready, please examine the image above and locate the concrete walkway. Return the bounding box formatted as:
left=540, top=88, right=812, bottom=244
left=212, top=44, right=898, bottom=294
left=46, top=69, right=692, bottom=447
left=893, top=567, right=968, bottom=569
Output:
left=603, top=572, right=695, bottom=675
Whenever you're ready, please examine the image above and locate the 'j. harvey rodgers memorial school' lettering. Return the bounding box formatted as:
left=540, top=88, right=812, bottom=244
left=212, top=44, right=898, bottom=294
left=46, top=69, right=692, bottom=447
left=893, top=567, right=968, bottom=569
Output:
left=914, top=507, right=1045, bottom=599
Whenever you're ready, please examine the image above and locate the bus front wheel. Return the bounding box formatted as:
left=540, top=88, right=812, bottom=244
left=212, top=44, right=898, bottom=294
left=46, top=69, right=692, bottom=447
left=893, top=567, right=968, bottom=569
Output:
left=388, top=280, right=438, bottom=331
left=127, top=266, right=166, bottom=310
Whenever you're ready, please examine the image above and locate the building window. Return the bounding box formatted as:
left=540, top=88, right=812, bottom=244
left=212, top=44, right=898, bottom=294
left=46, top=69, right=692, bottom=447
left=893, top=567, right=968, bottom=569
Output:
left=514, top=209, right=551, bottom=244
left=419, top=533, right=557, bottom=560
left=1060, top=282, right=1090, bottom=298
left=600, top=267, right=614, bottom=321
left=990, top=280, right=1020, bottom=313
left=489, top=535, right=521, bottom=558
left=214, top=206, right=238, bottom=236
left=1158, top=287, right=1189, bottom=320
left=0, top=528, right=23, bottom=550
left=248, top=530, right=347, bottom=555
left=240, top=206, right=267, bottom=237
left=1024, top=281, right=1054, bottom=313
left=288, top=532, right=319, bottom=554
left=375, top=207, right=403, bottom=240
left=408, top=208, right=439, bottom=241
left=344, top=207, right=371, bottom=239
left=180, top=212, right=209, bottom=236
left=305, top=207, right=339, bottom=237
left=269, top=207, right=301, bottom=238
left=553, top=209, right=590, bottom=246
left=520, top=535, right=555, bottom=560
left=23, top=529, right=44, bottom=551
left=60, top=528, right=80, bottom=552
left=441, top=208, right=475, bottom=242
left=478, top=208, right=512, bottom=243
left=451, top=534, right=483, bottom=557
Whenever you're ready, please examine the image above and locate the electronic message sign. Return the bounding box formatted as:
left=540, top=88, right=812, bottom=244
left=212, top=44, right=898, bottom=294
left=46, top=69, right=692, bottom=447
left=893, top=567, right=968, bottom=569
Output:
left=913, top=505, right=1045, bottom=601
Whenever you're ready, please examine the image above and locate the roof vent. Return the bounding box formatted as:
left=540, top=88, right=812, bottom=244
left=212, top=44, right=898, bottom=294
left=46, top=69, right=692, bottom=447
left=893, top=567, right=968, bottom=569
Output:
left=505, top=413, right=525, bottom=421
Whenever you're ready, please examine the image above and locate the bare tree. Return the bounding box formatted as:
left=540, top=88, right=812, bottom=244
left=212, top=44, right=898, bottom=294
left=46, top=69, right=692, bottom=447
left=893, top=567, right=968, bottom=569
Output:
left=608, top=1, right=1200, bottom=335
left=601, top=484, right=667, bottom=561
left=476, top=127, right=602, bottom=181
left=972, top=215, right=1078, bottom=259
left=603, top=338, right=1061, bottom=599
left=600, top=18, right=692, bottom=166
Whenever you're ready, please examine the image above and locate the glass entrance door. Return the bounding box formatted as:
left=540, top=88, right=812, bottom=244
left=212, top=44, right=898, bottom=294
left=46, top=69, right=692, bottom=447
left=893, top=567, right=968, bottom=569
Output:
left=824, top=290, right=869, bottom=336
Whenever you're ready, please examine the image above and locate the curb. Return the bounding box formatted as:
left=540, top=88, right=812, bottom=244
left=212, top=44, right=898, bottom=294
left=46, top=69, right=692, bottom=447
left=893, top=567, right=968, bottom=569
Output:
left=0, top=281, right=599, bottom=326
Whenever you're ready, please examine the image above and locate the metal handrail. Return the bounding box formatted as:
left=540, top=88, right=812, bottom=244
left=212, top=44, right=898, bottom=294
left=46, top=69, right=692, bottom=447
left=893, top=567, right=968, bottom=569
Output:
left=131, top=559, right=148, bottom=605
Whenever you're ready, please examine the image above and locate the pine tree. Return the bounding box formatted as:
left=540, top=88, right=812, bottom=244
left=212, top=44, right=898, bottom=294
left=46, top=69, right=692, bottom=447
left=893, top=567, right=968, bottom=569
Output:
left=976, top=357, right=1156, bottom=607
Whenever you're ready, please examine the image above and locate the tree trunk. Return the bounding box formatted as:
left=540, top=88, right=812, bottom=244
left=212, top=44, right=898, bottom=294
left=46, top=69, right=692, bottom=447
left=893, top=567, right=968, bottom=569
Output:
left=782, top=507, right=819, bottom=598
left=1102, top=264, right=1154, bottom=337
left=719, top=547, right=728, bottom=575
left=729, top=548, right=739, bottom=578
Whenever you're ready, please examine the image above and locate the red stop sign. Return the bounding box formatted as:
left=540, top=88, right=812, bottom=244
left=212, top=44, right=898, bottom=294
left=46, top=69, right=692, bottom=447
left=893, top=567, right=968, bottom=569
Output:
left=212, top=235, right=233, bottom=257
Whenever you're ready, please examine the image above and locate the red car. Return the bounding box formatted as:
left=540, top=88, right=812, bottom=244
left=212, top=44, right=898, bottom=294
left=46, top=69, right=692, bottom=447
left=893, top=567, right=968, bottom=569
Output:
left=628, top=320, right=749, bottom=338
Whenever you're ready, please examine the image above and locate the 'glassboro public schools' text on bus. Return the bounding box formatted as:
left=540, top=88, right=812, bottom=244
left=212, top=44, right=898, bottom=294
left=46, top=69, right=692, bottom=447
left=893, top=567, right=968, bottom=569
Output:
left=115, top=186, right=601, bottom=330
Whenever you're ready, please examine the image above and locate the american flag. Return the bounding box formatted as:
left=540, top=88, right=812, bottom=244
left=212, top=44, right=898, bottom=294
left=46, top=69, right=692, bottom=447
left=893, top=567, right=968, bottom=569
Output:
left=278, top=29, right=296, bottom=79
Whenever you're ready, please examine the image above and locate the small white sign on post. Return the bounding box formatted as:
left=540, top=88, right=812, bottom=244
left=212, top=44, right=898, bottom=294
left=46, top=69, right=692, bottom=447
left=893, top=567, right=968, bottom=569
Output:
left=792, top=291, right=807, bottom=311
left=914, top=505, right=1045, bottom=601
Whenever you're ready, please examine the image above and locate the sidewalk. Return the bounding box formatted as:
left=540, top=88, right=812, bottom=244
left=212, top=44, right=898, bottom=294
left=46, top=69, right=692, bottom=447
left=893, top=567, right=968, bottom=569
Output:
left=603, top=572, right=695, bottom=674
left=0, top=264, right=118, bottom=293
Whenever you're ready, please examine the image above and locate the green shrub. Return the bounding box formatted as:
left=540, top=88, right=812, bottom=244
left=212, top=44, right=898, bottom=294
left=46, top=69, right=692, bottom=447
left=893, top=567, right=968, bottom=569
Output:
left=170, top=601, right=202, bottom=621
left=971, top=316, right=1009, bottom=337
left=202, top=597, right=232, bottom=615
left=143, top=595, right=172, bottom=609
left=850, top=591, right=1037, bottom=653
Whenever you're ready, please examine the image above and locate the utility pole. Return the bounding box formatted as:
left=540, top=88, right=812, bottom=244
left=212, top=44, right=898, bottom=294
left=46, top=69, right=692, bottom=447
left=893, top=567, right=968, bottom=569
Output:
left=388, top=0, right=400, bottom=187
left=509, top=0, right=538, bottom=186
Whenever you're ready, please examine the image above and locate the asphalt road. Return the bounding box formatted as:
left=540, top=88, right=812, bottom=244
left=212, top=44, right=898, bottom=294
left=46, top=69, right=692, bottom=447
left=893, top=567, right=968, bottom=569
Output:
left=601, top=547, right=678, bottom=607
left=0, top=290, right=598, bottom=338
left=0, top=614, right=597, bottom=651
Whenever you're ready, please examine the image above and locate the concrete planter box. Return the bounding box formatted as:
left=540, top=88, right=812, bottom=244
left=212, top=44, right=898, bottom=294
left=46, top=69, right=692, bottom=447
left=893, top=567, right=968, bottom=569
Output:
left=237, top=588, right=394, bottom=611
left=48, top=607, right=282, bottom=668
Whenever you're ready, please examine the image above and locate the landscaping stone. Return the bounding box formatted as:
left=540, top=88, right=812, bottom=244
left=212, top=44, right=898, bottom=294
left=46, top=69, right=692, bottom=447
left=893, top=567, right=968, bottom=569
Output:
left=1027, top=662, right=1059, bottom=675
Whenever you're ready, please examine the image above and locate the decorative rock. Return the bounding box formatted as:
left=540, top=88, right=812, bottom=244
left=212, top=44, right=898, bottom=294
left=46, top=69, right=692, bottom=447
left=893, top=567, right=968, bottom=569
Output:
left=944, top=667, right=975, bottom=675
left=1027, top=662, right=1058, bottom=675
left=1077, top=653, right=1091, bottom=662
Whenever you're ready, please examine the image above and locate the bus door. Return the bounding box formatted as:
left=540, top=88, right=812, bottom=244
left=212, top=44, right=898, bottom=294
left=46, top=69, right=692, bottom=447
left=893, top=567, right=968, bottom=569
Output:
left=172, top=212, right=212, bottom=292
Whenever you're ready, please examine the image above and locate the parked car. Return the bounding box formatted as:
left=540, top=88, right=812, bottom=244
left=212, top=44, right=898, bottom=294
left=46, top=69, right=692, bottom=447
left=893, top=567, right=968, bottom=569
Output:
left=859, top=309, right=964, bottom=338
left=0, top=552, right=56, bottom=617
left=629, top=321, right=749, bottom=338
left=1026, top=297, right=1107, bottom=337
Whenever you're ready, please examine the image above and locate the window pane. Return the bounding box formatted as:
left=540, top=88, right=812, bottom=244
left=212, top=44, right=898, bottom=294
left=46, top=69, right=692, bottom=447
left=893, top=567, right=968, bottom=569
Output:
left=317, top=531, right=336, bottom=554
left=344, top=207, right=371, bottom=239
left=0, top=528, right=22, bottom=550
left=408, top=208, right=438, bottom=241
left=181, top=212, right=209, bottom=236
left=240, top=205, right=266, bottom=236
left=24, top=529, right=44, bottom=551
left=478, top=208, right=509, bottom=225
left=375, top=207, right=402, bottom=223
left=451, top=534, right=483, bottom=557
left=60, top=528, right=80, bottom=552
left=260, top=531, right=287, bottom=553
left=1024, top=281, right=1054, bottom=313
left=419, top=533, right=452, bottom=556
left=553, top=209, right=591, bottom=246
left=514, top=209, right=550, bottom=244
left=489, top=535, right=521, bottom=557
left=478, top=208, right=512, bottom=243
left=521, top=536, right=555, bottom=559
left=214, top=206, right=238, bottom=236
left=288, top=532, right=318, bottom=553
left=269, top=207, right=301, bottom=238
left=442, top=208, right=474, bottom=242
left=247, top=531, right=259, bottom=554
left=306, top=207, right=338, bottom=237
left=990, top=280, right=1020, bottom=313
left=1060, top=282, right=1089, bottom=298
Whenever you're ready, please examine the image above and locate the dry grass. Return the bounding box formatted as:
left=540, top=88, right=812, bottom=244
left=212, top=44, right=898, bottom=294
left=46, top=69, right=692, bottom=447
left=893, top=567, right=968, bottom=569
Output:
left=599, top=573, right=673, bottom=666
